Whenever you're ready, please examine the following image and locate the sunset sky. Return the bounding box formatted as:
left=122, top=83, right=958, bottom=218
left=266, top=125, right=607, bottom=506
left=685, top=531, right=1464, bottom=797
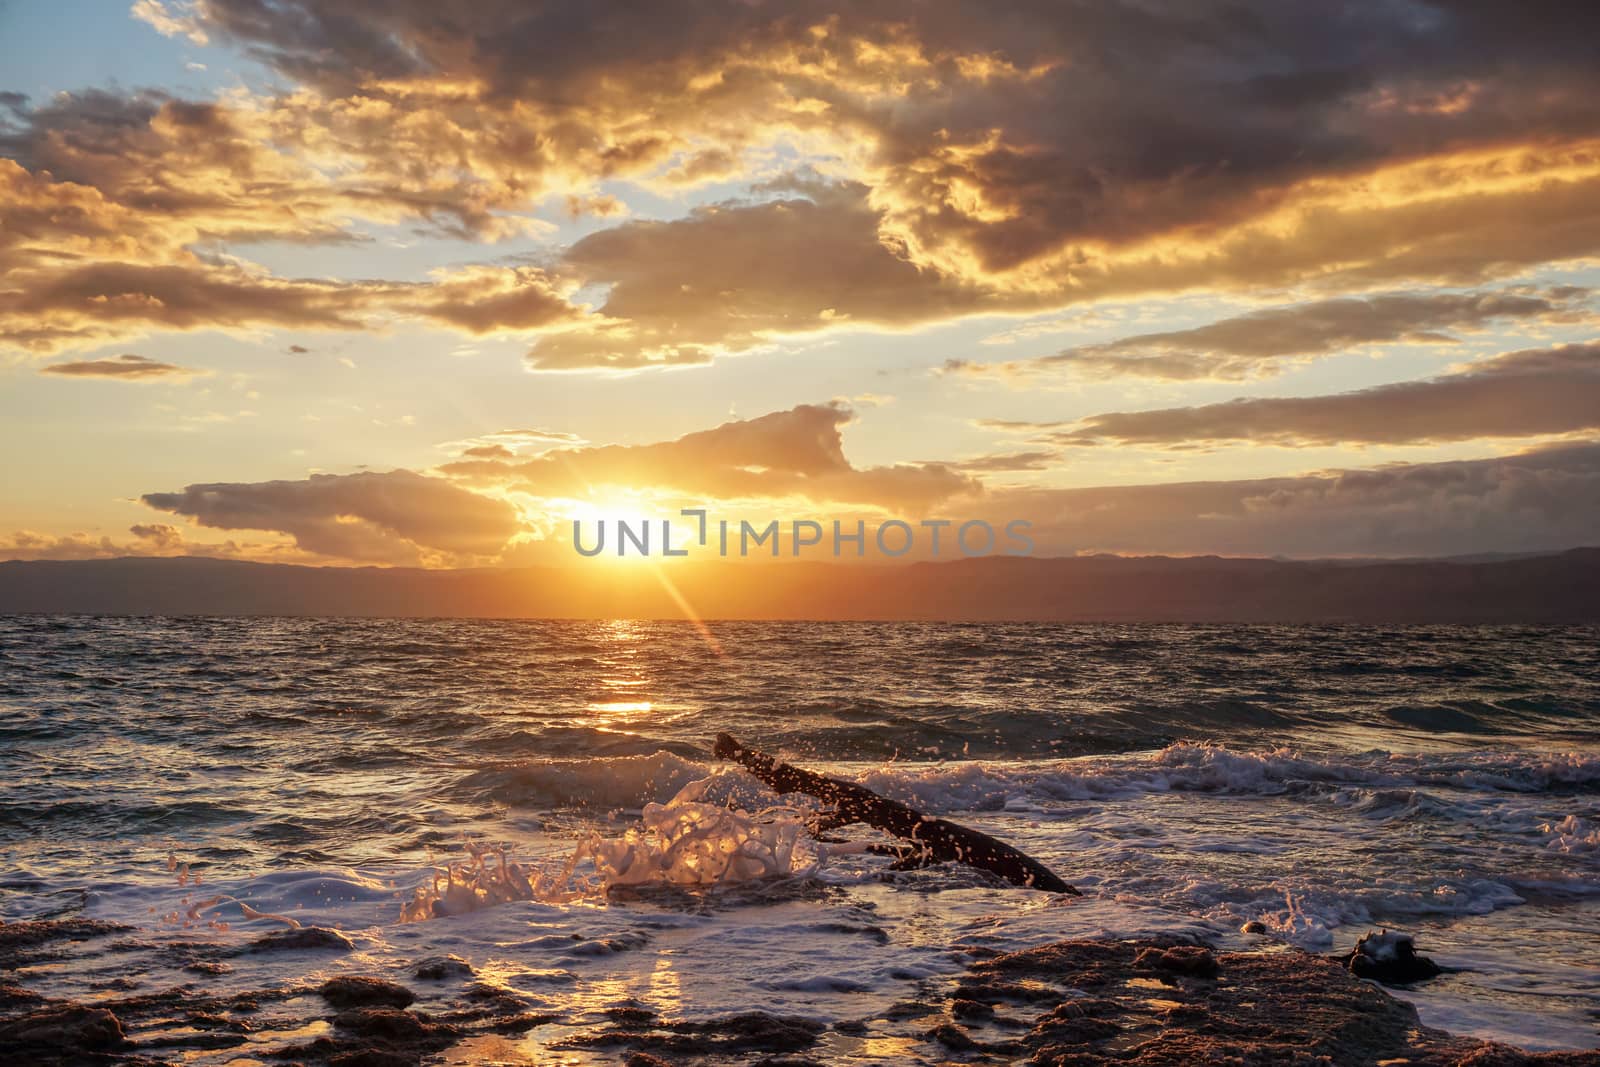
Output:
left=3, top=1, right=1600, bottom=567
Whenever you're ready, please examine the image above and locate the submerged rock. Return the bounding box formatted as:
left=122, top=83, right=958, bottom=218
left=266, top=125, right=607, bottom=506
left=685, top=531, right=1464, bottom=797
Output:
left=1133, top=943, right=1219, bottom=979
left=561, top=1009, right=827, bottom=1057
left=1343, top=928, right=1445, bottom=985
left=0, top=919, right=133, bottom=974
left=0, top=1004, right=126, bottom=1054
left=248, top=925, right=354, bottom=953
left=319, top=976, right=417, bottom=1009
left=413, top=954, right=474, bottom=980
left=0, top=982, right=45, bottom=1010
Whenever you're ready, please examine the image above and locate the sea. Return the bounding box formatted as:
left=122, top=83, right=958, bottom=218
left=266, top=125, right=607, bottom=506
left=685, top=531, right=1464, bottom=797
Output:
left=1, top=616, right=1597, bottom=1061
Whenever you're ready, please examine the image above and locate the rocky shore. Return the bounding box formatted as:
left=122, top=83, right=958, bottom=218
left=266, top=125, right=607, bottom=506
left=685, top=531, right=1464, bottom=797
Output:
left=4, top=918, right=1597, bottom=1066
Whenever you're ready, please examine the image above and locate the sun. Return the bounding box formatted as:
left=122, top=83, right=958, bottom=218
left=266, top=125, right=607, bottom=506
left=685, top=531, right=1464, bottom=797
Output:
left=562, top=491, right=675, bottom=564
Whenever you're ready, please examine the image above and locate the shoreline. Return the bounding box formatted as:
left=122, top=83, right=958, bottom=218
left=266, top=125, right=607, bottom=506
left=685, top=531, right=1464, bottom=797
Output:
left=4, top=918, right=1597, bottom=1066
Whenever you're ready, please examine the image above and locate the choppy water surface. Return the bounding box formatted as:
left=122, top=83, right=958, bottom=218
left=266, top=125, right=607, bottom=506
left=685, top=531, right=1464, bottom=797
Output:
left=2, top=617, right=1597, bottom=1057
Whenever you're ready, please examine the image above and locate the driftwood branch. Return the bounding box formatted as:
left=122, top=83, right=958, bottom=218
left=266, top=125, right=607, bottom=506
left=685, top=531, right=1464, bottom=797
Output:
left=713, top=733, right=1079, bottom=895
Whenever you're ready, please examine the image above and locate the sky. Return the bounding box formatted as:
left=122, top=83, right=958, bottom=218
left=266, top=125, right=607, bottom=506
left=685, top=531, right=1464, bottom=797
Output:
left=2, top=0, right=1600, bottom=568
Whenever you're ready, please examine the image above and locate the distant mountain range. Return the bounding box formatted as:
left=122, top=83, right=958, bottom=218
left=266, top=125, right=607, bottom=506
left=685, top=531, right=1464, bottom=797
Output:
left=2, top=550, right=1597, bottom=622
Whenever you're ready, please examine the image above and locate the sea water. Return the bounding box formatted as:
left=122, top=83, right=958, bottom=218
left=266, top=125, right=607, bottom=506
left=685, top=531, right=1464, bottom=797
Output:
left=1, top=616, right=1597, bottom=1058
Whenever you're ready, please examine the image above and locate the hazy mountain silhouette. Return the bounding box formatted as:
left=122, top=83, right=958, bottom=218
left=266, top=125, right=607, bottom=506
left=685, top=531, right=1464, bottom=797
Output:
left=2, top=550, right=1597, bottom=621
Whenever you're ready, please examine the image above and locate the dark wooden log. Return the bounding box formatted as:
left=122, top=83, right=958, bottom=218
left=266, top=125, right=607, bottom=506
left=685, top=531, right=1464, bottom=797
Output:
left=713, top=733, right=1079, bottom=895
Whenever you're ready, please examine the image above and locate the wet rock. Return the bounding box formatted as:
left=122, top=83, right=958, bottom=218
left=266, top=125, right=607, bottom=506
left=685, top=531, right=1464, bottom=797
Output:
left=1342, top=929, right=1445, bottom=986
left=413, top=954, right=473, bottom=980
left=937, top=936, right=1590, bottom=1065
left=1030, top=1001, right=1121, bottom=1045
left=1133, top=944, right=1219, bottom=979
left=0, top=981, right=45, bottom=1010
left=562, top=1010, right=826, bottom=1057
left=884, top=999, right=938, bottom=1020
left=335, top=1008, right=433, bottom=1041
left=0, top=919, right=133, bottom=973
left=950, top=997, right=995, bottom=1020
left=668, top=1011, right=827, bottom=1053
left=138, top=1030, right=245, bottom=1050
left=185, top=960, right=232, bottom=976
left=462, top=980, right=529, bottom=1014
left=607, top=1004, right=657, bottom=1023
left=487, top=1011, right=560, bottom=1033
left=0, top=918, right=130, bottom=952
left=328, top=1051, right=414, bottom=1067
left=624, top=1055, right=674, bottom=1067
left=269, top=1006, right=460, bottom=1066
left=928, top=1021, right=979, bottom=1049
left=319, top=976, right=417, bottom=1009
left=248, top=926, right=354, bottom=953
left=1240, top=919, right=1267, bottom=934
left=0, top=1003, right=126, bottom=1053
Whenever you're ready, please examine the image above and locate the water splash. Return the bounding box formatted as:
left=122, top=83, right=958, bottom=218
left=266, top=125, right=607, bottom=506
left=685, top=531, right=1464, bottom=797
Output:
left=398, top=774, right=809, bottom=922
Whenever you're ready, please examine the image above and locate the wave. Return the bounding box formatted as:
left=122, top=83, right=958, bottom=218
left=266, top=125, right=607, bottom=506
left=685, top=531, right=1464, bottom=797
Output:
left=451, top=743, right=1600, bottom=819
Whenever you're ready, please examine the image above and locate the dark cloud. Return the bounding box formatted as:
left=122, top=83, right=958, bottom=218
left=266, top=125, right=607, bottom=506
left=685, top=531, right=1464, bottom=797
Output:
left=0, top=261, right=404, bottom=352
left=948, top=289, right=1588, bottom=381
left=128, top=523, right=183, bottom=548
left=531, top=181, right=996, bottom=369
left=1051, top=341, right=1600, bottom=448
left=989, top=440, right=1600, bottom=558
left=141, top=470, right=524, bottom=564
left=6, top=2, right=1600, bottom=367
left=441, top=403, right=980, bottom=511
left=40, top=353, right=203, bottom=381
left=177, top=0, right=1600, bottom=268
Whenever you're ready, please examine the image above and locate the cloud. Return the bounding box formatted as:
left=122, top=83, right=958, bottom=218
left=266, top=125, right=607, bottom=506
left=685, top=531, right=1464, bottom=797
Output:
left=0, top=254, right=407, bottom=353
left=0, top=4, right=1593, bottom=367
left=180, top=1, right=1600, bottom=272
left=953, top=450, right=1059, bottom=473
left=525, top=149, right=1600, bottom=368
left=528, top=181, right=1000, bottom=369
left=128, top=523, right=184, bottom=548
left=946, top=289, right=1589, bottom=382
left=0, top=524, right=289, bottom=562
left=988, top=440, right=1600, bottom=558
left=140, top=470, right=524, bottom=564
left=1050, top=341, right=1600, bottom=448
left=417, top=266, right=575, bottom=334
left=39, top=353, right=205, bottom=381
left=440, top=427, right=587, bottom=459
left=0, top=4, right=1596, bottom=370
left=441, top=402, right=980, bottom=512
left=130, top=0, right=209, bottom=45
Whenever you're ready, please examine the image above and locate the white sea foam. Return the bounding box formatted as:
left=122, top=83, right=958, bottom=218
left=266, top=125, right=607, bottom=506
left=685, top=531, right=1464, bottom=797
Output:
left=400, top=772, right=810, bottom=921
left=1543, top=814, right=1600, bottom=854
left=588, top=775, right=806, bottom=887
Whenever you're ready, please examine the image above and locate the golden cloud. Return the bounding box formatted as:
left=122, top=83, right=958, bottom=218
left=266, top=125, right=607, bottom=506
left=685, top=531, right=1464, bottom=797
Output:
left=39, top=353, right=205, bottom=381
left=3, top=3, right=1600, bottom=368
left=440, top=402, right=980, bottom=512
